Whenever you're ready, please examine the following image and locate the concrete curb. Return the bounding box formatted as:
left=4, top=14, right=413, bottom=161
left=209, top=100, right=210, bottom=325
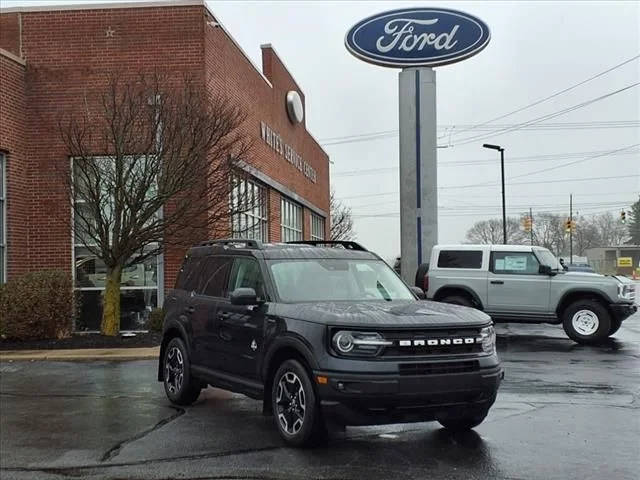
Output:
left=0, top=346, right=160, bottom=362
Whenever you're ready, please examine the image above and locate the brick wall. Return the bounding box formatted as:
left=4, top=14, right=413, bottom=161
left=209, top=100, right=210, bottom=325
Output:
left=0, top=51, right=28, bottom=278
left=0, top=2, right=330, bottom=294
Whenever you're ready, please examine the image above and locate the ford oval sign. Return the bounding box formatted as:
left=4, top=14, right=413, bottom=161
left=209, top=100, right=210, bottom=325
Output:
left=345, top=8, right=490, bottom=68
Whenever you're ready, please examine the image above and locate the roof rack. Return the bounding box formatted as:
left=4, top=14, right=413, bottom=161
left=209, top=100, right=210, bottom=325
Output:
left=199, top=239, right=263, bottom=249
left=286, top=240, right=368, bottom=251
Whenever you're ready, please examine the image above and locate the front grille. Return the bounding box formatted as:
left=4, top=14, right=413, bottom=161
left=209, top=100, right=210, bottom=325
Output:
left=399, top=360, right=479, bottom=376
left=381, top=328, right=484, bottom=357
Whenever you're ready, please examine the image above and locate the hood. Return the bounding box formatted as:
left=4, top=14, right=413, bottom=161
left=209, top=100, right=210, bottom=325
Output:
left=272, top=300, right=491, bottom=328
left=563, top=271, right=627, bottom=283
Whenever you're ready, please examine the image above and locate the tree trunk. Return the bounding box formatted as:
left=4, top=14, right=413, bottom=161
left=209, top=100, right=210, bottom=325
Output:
left=101, top=265, right=122, bottom=336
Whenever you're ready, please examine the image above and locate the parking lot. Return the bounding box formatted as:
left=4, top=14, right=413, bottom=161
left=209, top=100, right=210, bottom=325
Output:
left=1, top=315, right=639, bottom=480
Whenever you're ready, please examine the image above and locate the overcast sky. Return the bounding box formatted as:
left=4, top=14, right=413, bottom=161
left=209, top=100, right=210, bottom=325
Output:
left=4, top=0, right=640, bottom=261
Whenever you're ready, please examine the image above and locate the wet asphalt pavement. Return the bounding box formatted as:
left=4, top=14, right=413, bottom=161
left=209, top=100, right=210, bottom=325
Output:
left=1, top=314, right=639, bottom=480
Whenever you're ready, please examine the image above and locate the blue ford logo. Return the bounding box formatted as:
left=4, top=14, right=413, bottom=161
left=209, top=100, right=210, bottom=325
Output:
left=345, top=8, right=490, bottom=68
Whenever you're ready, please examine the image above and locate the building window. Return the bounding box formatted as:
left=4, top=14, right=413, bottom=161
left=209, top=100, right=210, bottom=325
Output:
left=72, top=157, right=161, bottom=331
left=0, top=153, right=5, bottom=283
left=280, top=197, right=303, bottom=242
left=231, top=176, right=268, bottom=241
left=311, top=213, right=325, bottom=241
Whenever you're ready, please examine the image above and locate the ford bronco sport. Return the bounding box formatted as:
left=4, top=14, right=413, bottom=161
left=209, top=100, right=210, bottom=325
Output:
left=158, top=239, right=502, bottom=446
left=416, top=244, right=637, bottom=345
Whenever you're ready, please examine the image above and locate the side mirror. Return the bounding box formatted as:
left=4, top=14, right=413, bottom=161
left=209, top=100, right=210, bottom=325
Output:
left=539, top=265, right=553, bottom=276
left=410, top=286, right=426, bottom=300
left=230, top=287, right=262, bottom=306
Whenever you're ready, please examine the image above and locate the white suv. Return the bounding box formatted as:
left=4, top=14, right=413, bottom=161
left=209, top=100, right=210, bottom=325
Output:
left=416, top=245, right=637, bottom=345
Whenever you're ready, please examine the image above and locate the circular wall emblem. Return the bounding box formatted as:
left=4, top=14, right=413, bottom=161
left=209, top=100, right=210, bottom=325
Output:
left=286, top=91, right=304, bottom=124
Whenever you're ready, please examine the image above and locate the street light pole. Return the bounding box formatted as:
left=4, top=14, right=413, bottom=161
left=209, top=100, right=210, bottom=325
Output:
left=483, top=144, right=507, bottom=244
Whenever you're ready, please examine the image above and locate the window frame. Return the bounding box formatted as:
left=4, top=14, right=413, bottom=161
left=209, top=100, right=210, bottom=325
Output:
left=437, top=250, right=483, bottom=269
left=280, top=197, right=303, bottom=242
left=310, top=213, right=325, bottom=241
left=489, top=251, right=541, bottom=276
left=230, top=175, right=269, bottom=242
left=70, top=156, right=163, bottom=332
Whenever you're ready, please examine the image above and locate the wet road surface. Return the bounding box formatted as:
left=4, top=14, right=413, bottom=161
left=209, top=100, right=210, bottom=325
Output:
left=1, top=315, right=639, bottom=480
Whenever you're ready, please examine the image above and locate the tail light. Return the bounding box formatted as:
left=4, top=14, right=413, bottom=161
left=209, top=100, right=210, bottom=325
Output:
left=423, top=275, right=429, bottom=293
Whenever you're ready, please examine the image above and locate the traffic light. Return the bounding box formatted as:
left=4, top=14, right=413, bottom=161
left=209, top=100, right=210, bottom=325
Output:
left=522, top=216, right=532, bottom=232
left=621, top=210, right=626, bottom=224
left=564, top=218, right=576, bottom=233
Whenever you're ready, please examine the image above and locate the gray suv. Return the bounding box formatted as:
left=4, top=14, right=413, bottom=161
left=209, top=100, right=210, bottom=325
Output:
left=416, top=245, right=637, bottom=345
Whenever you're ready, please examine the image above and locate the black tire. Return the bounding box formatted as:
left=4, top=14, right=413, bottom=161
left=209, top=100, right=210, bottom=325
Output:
left=271, top=359, right=325, bottom=447
left=438, top=411, right=487, bottom=432
left=609, top=318, right=622, bottom=336
left=414, top=263, right=430, bottom=289
left=440, top=294, right=472, bottom=307
left=561, top=299, right=612, bottom=345
left=163, top=337, right=201, bottom=406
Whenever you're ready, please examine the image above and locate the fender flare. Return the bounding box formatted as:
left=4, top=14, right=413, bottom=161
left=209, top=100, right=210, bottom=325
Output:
left=556, top=289, right=614, bottom=316
left=433, top=284, right=484, bottom=310
left=261, top=334, right=319, bottom=382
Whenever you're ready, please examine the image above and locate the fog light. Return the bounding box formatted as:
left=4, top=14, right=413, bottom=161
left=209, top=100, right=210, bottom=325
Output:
left=337, top=382, right=345, bottom=391
left=316, top=375, right=328, bottom=385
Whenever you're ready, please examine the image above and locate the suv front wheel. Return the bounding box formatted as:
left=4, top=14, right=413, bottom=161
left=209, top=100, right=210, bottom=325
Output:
left=561, top=299, right=612, bottom=345
left=272, top=359, right=326, bottom=446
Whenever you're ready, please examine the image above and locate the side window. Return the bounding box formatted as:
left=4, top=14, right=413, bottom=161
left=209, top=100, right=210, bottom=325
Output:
left=228, top=258, right=265, bottom=299
left=175, top=256, right=202, bottom=292
left=200, top=257, right=232, bottom=298
left=437, top=250, right=483, bottom=269
left=492, top=252, right=540, bottom=275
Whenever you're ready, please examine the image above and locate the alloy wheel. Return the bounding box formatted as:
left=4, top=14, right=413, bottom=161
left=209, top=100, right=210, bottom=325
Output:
left=275, top=371, right=306, bottom=435
left=165, top=346, right=184, bottom=394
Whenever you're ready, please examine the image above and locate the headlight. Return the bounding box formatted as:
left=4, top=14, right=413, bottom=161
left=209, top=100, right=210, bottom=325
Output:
left=480, top=325, right=496, bottom=354
left=618, top=284, right=634, bottom=301
left=331, top=331, right=392, bottom=357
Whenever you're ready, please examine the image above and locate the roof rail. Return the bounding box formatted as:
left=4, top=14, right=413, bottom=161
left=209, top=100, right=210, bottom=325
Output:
left=199, top=238, right=263, bottom=249
left=286, top=240, right=368, bottom=251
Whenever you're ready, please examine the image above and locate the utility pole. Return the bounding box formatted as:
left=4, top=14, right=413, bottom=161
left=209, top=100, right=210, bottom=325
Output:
left=529, top=207, right=534, bottom=246
left=569, top=194, right=573, bottom=265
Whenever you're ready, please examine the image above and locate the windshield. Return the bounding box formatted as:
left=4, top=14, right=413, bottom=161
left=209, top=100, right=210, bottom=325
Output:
left=534, top=248, right=562, bottom=270
left=268, top=258, right=415, bottom=302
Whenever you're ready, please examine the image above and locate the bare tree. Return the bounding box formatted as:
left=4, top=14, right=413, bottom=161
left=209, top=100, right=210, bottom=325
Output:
left=465, top=217, right=526, bottom=244
left=59, top=74, right=252, bottom=335
left=593, top=211, right=629, bottom=246
left=330, top=191, right=355, bottom=241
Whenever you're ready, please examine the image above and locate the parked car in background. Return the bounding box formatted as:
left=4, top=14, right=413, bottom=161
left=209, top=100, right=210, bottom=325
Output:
left=416, top=244, right=637, bottom=345
left=565, top=263, right=596, bottom=273
left=159, top=239, right=502, bottom=446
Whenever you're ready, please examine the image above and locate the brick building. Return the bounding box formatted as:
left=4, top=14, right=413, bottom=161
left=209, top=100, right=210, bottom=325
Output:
left=0, top=1, right=330, bottom=330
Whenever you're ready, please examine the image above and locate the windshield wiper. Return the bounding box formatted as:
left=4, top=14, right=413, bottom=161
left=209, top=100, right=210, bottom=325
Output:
left=376, top=281, right=392, bottom=301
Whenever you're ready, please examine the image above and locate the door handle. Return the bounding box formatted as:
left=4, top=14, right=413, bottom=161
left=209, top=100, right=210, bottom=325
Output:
left=490, top=280, right=504, bottom=285
left=184, top=306, right=195, bottom=313
left=218, top=311, right=231, bottom=321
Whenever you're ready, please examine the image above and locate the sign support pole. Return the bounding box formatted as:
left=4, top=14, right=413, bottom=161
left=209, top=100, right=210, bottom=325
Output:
left=399, top=68, right=438, bottom=283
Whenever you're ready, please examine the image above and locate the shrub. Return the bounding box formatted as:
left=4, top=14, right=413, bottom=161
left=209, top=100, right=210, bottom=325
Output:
left=147, top=308, right=165, bottom=332
left=0, top=270, right=75, bottom=341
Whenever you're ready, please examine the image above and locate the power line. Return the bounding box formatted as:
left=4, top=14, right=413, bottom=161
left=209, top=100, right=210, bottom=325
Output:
left=445, top=53, right=640, bottom=139
left=331, top=147, right=640, bottom=177
left=449, top=82, right=640, bottom=147
left=338, top=173, right=640, bottom=199
left=320, top=120, right=640, bottom=146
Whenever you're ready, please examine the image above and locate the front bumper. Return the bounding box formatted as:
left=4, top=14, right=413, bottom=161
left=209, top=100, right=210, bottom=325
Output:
left=610, top=303, right=637, bottom=321
left=314, top=364, right=503, bottom=426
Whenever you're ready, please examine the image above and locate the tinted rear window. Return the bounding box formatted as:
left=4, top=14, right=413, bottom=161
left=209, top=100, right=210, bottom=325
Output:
left=437, top=250, right=482, bottom=269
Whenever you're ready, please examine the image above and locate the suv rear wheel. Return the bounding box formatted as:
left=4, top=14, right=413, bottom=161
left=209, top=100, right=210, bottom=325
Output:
left=163, top=337, right=202, bottom=406
left=272, top=359, right=326, bottom=446
left=561, top=299, right=612, bottom=345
